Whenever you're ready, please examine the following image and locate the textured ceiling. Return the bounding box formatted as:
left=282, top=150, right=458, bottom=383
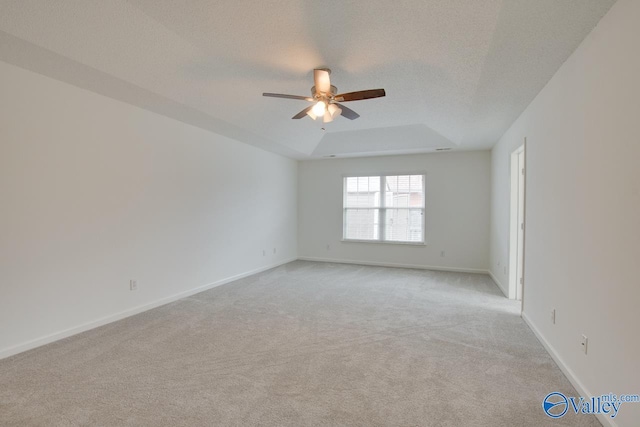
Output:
left=0, top=0, right=616, bottom=159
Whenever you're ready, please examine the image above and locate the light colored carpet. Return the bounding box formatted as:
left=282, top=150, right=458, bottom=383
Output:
left=0, top=261, right=598, bottom=426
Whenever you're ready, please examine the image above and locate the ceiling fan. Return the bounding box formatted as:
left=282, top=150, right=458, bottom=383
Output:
left=263, top=68, right=386, bottom=123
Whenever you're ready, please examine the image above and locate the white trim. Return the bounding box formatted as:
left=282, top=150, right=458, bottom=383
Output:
left=297, top=256, right=488, bottom=274
left=521, top=312, right=617, bottom=427
left=340, top=171, right=428, bottom=178
left=0, top=257, right=297, bottom=360
left=508, top=143, right=525, bottom=300
left=341, top=239, right=426, bottom=246
left=489, top=269, right=509, bottom=298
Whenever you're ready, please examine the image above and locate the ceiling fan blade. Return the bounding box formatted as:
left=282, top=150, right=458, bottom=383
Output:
left=263, top=93, right=314, bottom=101
left=334, top=89, right=386, bottom=102
left=314, top=69, right=331, bottom=94
left=292, top=106, right=314, bottom=119
left=334, top=103, right=360, bottom=120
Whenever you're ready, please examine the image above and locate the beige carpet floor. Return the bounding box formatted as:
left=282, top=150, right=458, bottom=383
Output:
left=0, top=261, right=598, bottom=426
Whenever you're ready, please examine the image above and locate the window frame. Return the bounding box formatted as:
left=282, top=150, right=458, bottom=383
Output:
left=341, top=173, right=427, bottom=245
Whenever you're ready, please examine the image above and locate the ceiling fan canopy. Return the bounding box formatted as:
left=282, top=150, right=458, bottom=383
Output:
left=263, top=68, right=386, bottom=123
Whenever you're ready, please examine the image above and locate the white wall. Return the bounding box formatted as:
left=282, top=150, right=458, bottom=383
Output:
left=490, top=0, right=640, bottom=425
left=0, top=61, right=297, bottom=358
left=298, top=151, right=491, bottom=272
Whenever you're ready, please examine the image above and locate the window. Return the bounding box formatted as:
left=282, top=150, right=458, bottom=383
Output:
left=343, top=174, right=425, bottom=243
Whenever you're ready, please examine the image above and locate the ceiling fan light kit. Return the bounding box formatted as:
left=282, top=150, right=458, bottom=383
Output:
left=312, top=100, right=326, bottom=117
left=263, top=68, right=385, bottom=123
left=327, top=103, right=340, bottom=116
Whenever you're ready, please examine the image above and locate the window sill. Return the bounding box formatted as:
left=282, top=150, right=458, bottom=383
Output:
left=341, top=239, right=426, bottom=246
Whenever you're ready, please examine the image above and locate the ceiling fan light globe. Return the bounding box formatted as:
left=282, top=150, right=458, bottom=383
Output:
left=306, top=110, right=317, bottom=120
left=327, top=103, right=341, bottom=118
left=312, top=101, right=326, bottom=117
left=323, top=111, right=333, bottom=123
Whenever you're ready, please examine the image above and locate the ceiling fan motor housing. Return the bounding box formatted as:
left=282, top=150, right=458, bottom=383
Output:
left=311, top=85, right=338, bottom=99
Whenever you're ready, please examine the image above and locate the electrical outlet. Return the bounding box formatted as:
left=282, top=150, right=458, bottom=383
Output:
left=440, top=251, right=445, bottom=257
left=262, top=249, right=266, bottom=256
left=326, top=244, right=331, bottom=251
left=580, top=334, right=588, bottom=355
left=130, top=279, right=138, bottom=291
left=273, top=248, right=276, bottom=254
left=551, top=309, right=556, bottom=324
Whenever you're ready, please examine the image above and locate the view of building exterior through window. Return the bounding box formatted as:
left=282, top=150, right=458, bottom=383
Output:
left=343, top=175, right=425, bottom=243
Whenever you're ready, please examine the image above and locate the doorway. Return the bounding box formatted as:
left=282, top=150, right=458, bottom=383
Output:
left=509, top=142, right=526, bottom=301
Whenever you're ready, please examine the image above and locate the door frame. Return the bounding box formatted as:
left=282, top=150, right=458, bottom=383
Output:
left=508, top=140, right=527, bottom=304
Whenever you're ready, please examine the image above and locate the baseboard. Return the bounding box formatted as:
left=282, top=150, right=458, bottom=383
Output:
left=0, top=257, right=297, bottom=361
left=489, top=269, right=509, bottom=298
left=521, top=312, right=616, bottom=427
left=297, top=256, right=489, bottom=274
